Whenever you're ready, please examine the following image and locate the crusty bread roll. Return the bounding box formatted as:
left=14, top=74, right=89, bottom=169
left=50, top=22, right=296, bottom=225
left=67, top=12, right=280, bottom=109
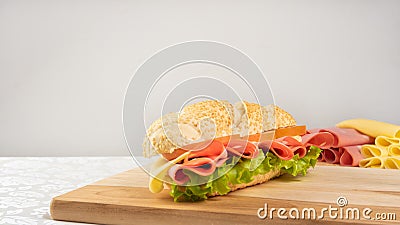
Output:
left=143, top=100, right=296, bottom=157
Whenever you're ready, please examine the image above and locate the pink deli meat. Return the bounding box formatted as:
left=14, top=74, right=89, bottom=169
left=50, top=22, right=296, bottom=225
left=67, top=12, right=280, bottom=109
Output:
left=339, top=145, right=363, bottom=167
left=309, top=127, right=373, bottom=148
left=258, top=140, right=295, bottom=160
left=168, top=140, right=261, bottom=185
left=168, top=149, right=228, bottom=185
left=309, top=127, right=373, bottom=167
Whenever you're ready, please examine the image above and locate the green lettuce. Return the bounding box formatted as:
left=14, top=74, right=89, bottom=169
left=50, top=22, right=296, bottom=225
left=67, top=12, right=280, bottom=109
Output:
left=170, top=146, right=322, bottom=202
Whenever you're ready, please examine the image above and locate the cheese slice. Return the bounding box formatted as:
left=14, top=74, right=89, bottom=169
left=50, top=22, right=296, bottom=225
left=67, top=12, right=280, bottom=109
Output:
left=360, top=135, right=400, bottom=169
left=359, top=155, right=400, bottom=169
left=149, top=151, right=190, bottom=193
left=359, top=157, right=385, bottom=169
left=291, top=135, right=302, bottom=142
left=361, top=145, right=388, bottom=158
left=383, top=157, right=400, bottom=169
left=337, top=119, right=400, bottom=138
left=388, top=145, right=400, bottom=156
left=375, top=136, right=400, bottom=148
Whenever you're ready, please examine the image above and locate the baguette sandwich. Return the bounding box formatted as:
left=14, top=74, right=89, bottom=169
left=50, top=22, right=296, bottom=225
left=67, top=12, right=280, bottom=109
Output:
left=143, top=100, right=321, bottom=201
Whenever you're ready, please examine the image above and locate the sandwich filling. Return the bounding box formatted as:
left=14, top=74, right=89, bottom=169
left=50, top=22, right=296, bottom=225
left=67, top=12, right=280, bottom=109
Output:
left=144, top=101, right=321, bottom=201
left=166, top=136, right=322, bottom=202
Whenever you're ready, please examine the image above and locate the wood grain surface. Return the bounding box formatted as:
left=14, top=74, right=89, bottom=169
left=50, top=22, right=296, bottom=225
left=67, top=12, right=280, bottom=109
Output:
left=50, top=164, right=400, bottom=225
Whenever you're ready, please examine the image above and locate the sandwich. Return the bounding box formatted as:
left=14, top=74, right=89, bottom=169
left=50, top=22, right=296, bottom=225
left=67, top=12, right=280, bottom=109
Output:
left=143, top=100, right=321, bottom=201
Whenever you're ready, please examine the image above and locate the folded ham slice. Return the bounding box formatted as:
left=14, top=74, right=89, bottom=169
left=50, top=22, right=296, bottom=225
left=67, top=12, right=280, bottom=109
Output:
left=167, top=140, right=229, bottom=185
left=339, top=146, right=363, bottom=167
left=319, top=146, right=364, bottom=167
left=276, top=136, right=308, bottom=158
left=320, top=148, right=341, bottom=164
left=310, top=127, right=373, bottom=167
left=169, top=139, right=262, bottom=185
left=262, top=133, right=334, bottom=160
left=168, top=148, right=228, bottom=185
left=309, top=127, right=373, bottom=148
left=168, top=158, right=215, bottom=185
left=223, top=140, right=259, bottom=159
left=258, top=140, right=295, bottom=160
left=301, top=132, right=335, bottom=149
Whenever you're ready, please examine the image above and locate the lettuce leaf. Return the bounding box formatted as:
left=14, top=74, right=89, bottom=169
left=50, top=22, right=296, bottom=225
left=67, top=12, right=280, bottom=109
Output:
left=169, top=146, right=322, bottom=202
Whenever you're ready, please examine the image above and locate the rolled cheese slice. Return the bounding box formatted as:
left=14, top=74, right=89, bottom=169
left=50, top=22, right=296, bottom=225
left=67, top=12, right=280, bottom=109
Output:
left=388, top=145, right=400, bottom=156
left=361, top=145, right=388, bottom=158
left=359, top=157, right=385, bottom=169
left=383, top=157, right=400, bottom=169
left=337, top=119, right=400, bottom=138
left=375, top=136, right=400, bottom=148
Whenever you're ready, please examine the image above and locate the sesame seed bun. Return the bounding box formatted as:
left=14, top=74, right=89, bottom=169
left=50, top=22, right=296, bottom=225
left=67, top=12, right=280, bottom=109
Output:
left=142, top=100, right=296, bottom=157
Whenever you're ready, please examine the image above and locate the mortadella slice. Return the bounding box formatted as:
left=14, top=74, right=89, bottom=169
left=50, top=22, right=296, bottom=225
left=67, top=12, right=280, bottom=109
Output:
left=276, top=136, right=308, bottom=158
left=310, top=127, right=373, bottom=147
left=318, top=152, right=325, bottom=162
left=224, top=139, right=259, bottom=159
left=301, top=132, right=335, bottom=149
left=169, top=147, right=228, bottom=185
left=322, top=148, right=341, bottom=164
left=209, top=149, right=229, bottom=167
left=168, top=158, right=216, bottom=185
left=258, top=140, right=294, bottom=160
left=339, top=145, right=363, bottom=167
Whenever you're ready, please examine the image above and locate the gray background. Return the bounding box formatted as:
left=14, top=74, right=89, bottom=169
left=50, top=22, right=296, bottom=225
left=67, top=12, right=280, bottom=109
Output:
left=1, top=0, right=399, bottom=156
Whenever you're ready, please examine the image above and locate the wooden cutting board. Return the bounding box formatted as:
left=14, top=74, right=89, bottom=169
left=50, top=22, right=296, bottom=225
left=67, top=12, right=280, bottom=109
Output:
left=50, top=164, right=400, bottom=225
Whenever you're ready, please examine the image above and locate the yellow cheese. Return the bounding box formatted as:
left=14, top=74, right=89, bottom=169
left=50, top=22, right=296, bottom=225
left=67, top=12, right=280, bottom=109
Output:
left=359, top=157, right=385, bottom=169
left=383, top=157, right=400, bottom=169
left=337, top=119, right=400, bottom=138
left=292, top=135, right=302, bottom=142
left=353, top=120, right=400, bottom=170
left=149, top=152, right=190, bottom=193
left=360, top=156, right=400, bottom=169
left=361, top=145, right=388, bottom=158
left=375, top=136, right=400, bottom=148
left=388, top=145, right=400, bottom=156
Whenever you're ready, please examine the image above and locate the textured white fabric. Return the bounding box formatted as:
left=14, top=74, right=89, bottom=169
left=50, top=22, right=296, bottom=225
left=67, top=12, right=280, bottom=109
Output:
left=0, top=157, right=135, bottom=225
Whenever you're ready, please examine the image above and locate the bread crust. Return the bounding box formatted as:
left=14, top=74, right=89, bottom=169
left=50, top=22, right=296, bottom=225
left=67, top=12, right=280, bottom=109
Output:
left=143, top=100, right=296, bottom=157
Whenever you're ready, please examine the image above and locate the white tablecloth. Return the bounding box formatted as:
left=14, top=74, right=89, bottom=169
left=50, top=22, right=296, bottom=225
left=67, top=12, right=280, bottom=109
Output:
left=0, top=157, right=136, bottom=225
